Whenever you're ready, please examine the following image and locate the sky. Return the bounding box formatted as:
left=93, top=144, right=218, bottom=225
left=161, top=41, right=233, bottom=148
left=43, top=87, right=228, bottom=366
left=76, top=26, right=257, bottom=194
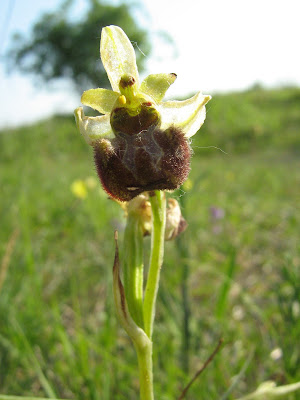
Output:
left=0, top=0, right=300, bottom=128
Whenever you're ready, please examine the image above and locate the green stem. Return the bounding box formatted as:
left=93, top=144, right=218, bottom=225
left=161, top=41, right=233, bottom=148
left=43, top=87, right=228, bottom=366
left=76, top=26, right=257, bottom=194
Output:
left=135, top=341, right=154, bottom=400
left=123, top=214, right=144, bottom=328
left=116, top=191, right=166, bottom=399
left=143, top=191, right=166, bottom=339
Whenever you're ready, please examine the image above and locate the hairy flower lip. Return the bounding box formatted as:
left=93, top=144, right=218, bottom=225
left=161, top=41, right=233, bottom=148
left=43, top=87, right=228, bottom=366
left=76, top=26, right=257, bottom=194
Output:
left=93, top=125, right=191, bottom=202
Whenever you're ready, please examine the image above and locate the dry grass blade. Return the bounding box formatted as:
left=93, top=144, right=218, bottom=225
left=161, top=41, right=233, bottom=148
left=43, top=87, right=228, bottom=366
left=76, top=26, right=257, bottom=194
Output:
left=0, top=228, right=19, bottom=293
left=178, top=338, right=224, bottom=400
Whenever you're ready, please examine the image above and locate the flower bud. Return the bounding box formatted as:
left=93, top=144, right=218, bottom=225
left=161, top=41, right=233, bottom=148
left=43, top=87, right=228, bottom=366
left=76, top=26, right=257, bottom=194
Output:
left=125, top=194, right=152, bottom=236
left=165, top=198, right=187, bottom=240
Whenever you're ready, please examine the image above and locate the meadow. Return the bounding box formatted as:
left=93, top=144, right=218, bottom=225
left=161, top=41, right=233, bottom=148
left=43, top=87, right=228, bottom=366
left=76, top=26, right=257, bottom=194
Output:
left=0, top=86, right=299, bottom=399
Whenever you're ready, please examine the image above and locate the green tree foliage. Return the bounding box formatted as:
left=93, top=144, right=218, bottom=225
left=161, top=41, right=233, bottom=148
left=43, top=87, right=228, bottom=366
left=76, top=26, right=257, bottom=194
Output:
left=6, top=0, right=150, bottom=92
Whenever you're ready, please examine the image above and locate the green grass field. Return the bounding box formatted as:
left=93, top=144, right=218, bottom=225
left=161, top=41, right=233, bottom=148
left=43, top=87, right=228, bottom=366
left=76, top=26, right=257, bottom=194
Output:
left=0, top=86, right=300, bottom=399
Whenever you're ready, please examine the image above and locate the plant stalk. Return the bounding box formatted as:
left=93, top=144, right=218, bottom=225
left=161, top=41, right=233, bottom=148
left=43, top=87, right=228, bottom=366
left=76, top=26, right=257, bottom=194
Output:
left=143, top=191, right=166, bottom=339
left=135, top=341, right=154, bottom=400
left=117, top=191, right=166, bottom=399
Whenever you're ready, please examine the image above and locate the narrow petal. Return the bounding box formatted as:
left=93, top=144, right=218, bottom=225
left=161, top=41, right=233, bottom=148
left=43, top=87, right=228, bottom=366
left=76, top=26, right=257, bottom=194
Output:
left=100, top=25, right=139, bottom=92
left=81, top=88, right=119, bottom=114
left=140, top=73, right=177, bottom=103
left=159, top=92, right=211, bottom=138
left=74, top=107, right=114, bottom=145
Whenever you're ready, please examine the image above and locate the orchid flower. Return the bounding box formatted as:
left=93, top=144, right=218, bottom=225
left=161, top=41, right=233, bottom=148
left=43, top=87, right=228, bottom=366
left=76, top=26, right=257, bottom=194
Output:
left=75, top=25, right=211, bottom=201
left=73, top=26, right=212, bottom=400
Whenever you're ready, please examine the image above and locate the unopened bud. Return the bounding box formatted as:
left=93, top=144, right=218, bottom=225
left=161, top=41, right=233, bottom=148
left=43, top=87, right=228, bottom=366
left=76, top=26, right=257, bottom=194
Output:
left=126, top=194, right=152, bottom=236
left=165, top=198, right=187, bottom=240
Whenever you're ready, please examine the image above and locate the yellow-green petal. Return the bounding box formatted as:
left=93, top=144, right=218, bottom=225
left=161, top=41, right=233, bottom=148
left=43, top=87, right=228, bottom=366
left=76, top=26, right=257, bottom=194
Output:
left=74, top=107, right=114, bottom=145
left=159, top=92, right=211, bottom=138
left=139, top=73, right=177, bottom=103
left=81, top=88, right=119, bottom=114
left=100, top=25, right=139, bottom=92
left=236, top=380, right=300, bottom=400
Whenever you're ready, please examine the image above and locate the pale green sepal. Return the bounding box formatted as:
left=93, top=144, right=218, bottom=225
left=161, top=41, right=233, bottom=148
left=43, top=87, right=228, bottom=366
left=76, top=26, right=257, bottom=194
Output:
left=100, top=25, right=139, bottom=93
left=81, top=88, right=119, bottom=114
left=140, top=73, right=177, bottom=103
left=159, top=92, right=211, bottom=138
left=236, top=380, right=300, bottom=400
left=74, top=107, right=114, bottom=146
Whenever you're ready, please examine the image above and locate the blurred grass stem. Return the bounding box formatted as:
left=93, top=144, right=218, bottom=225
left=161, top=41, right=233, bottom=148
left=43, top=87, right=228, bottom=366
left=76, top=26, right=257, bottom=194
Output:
left=178, top=194, right=191, bottom=373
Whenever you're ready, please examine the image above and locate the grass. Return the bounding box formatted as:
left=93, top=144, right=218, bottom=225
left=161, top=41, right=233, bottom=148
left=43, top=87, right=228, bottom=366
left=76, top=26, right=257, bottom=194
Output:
left=0, top=86, right=299, bottom=399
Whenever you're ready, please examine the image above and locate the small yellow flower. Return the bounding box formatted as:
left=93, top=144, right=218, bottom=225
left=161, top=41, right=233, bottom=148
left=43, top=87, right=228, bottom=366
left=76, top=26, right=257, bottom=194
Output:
left=182, top=178, right=193, bottom=191
left=71, top=179, right=88, bottom=199
left=85, top=176, right=97, bottom=189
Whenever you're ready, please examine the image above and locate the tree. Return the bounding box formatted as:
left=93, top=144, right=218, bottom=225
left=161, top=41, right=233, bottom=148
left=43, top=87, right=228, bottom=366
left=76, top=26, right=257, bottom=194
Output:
left=6, top=0, right=151, bottom=92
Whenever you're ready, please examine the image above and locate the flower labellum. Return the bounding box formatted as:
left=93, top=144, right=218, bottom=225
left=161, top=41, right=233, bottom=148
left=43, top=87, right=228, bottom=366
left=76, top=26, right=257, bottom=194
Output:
left=75, top=25, right=211, bottom=201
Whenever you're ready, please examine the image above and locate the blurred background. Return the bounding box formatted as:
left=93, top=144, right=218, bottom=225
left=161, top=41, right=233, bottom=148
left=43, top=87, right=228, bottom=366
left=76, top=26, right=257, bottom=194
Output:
left=0, top=0, right=300, bottom=399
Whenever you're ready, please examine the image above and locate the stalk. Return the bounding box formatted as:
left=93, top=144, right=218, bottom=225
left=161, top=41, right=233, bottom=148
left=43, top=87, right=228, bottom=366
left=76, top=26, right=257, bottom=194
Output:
left=135, top=341, right=154, bottom=400
left=114, top=191, right=166, bottom=399
left=143, top=191, right=166, bottom=339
